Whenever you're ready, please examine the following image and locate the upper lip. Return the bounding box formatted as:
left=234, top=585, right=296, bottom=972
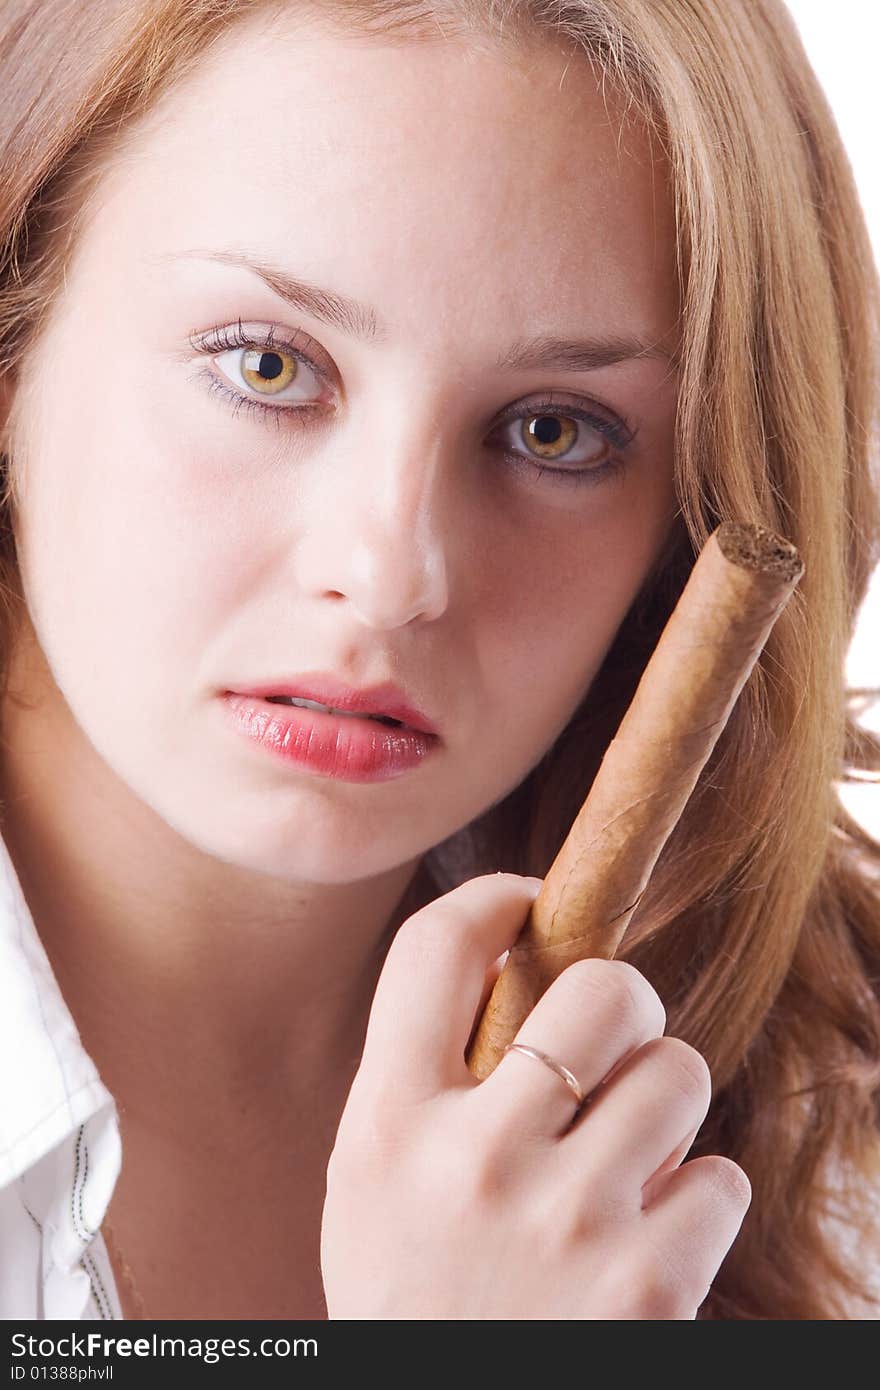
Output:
left=225, top=672, right=440, bottom=737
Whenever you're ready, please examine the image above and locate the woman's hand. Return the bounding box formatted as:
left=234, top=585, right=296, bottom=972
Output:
left=320, top=874, right=751, bottom=1319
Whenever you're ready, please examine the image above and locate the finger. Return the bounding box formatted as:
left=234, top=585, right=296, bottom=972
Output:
left=359, top=873, right=543, bottom=1102
left=563, top=1037, right=711, bottom=1198
left=637, top=1155, right=752, bottom=1309
left=640, top=1123, right=701, bottom=1207
left=472, top=958, right=666, bottom=1141
left=466, top=950, right=510, bottom=1055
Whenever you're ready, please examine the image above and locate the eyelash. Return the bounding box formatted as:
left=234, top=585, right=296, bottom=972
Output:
left=188, top=321, right=636, bottom=488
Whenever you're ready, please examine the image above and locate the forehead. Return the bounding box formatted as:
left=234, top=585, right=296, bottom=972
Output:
left=67, top=12, right=679, bottom=354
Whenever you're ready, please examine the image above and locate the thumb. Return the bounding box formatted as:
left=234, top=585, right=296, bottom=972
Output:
left=467, top=949, right=510, bottom=1053
left=482, top=949, right=511, bottom=1011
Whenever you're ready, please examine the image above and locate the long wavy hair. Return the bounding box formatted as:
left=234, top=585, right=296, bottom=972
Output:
left=1, top=0, right=879, bottom=1320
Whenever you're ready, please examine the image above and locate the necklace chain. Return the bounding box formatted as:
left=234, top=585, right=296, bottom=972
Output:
left=102, top=1215, right=146, bottom=1321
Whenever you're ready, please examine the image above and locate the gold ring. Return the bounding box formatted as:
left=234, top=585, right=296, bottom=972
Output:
left=503, top=1042, right=586, bottom=1107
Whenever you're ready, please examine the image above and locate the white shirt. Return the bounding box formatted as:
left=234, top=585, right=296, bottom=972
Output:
left=0, top=829, right=124, bottom=1319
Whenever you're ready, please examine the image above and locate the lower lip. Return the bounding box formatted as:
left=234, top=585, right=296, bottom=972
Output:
left=221, top=694, right=441, bottom=782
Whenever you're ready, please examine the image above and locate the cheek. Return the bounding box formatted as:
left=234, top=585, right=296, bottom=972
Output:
left=14, top=384, right=259, bottom=709
left=475, top=481, right=673, bottom=754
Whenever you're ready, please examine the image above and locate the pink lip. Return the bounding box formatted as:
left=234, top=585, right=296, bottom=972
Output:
left=224, top=672, right=440, bottom=737
left=220, top=694, right=440, bottom=782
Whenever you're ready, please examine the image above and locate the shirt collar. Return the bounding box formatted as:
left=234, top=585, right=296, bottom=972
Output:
left=0, top=826, right=116, bottom=1189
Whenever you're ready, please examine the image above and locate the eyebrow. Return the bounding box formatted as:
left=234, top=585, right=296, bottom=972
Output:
left=154, top=247, right=675, bottom=373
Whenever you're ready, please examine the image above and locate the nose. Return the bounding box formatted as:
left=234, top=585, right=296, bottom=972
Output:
left=294, top=414, right=452, bottom=630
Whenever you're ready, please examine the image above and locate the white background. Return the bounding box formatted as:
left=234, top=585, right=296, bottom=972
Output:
left=780, top=3, right=879, bottom=834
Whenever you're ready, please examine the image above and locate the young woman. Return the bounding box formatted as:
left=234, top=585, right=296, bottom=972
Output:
left=0, top=0, right=878, bottom=1321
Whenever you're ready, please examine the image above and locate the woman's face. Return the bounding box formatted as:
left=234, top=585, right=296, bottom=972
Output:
left=2, top=15, right=680, bottom=883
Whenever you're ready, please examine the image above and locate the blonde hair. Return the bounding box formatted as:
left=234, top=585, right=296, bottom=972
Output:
left=2, top=0, right=879, bottom=1319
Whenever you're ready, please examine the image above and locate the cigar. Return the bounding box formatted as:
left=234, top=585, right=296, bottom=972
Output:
left=465, top=521, right=804, bottom=1082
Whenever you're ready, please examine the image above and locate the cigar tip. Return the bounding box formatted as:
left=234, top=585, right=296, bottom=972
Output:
left=716, top=522, right=804, bottom=584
